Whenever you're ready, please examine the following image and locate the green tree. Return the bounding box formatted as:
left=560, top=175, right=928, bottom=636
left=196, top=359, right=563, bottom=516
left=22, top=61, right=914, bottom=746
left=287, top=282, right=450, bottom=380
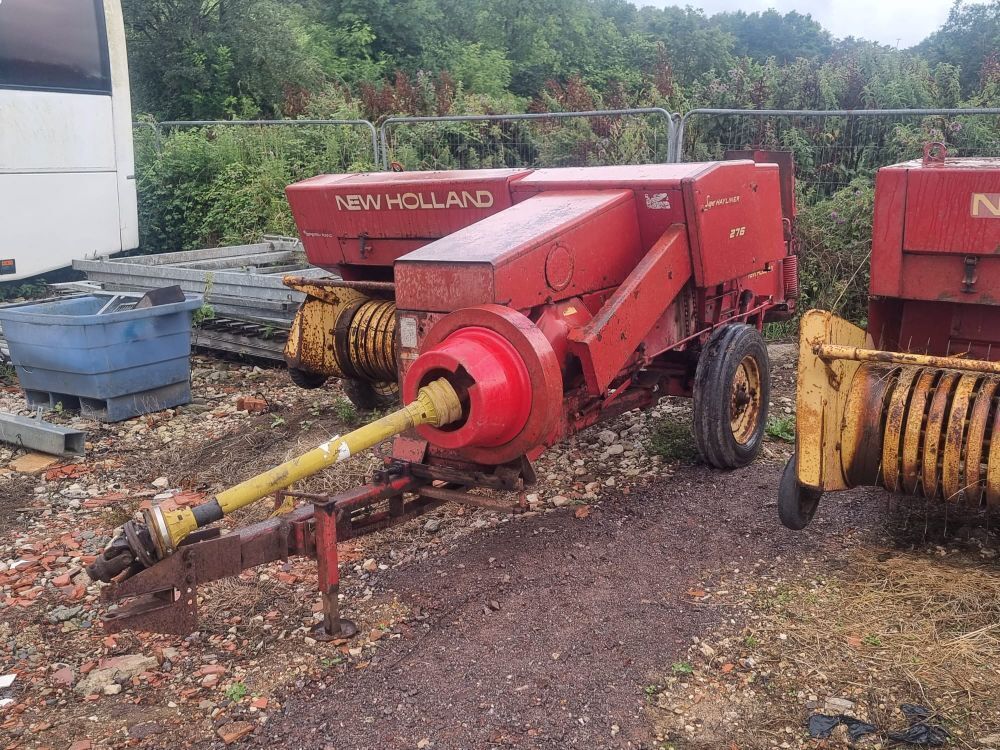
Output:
left=633, top=6, right=736, bottom=86
left=123, top=0, right=324, bottom=120
left=714, top=10, right=833, bottom=63
left=917, top=0, right=1000, bottom=95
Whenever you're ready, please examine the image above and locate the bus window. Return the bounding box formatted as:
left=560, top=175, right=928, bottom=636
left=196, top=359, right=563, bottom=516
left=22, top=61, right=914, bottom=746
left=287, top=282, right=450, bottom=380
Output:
left=0, top=0, right=111, bottom=93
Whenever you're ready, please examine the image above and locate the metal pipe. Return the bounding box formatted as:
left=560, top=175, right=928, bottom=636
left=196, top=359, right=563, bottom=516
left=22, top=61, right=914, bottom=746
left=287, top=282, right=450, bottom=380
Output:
left=379, top=108, right=674, bottom=170
left=142, top=377, right=464, bottom=559
left=282, top=276, right=396, bottom=293
left=674, top=107, right=1000, bottom=163
left=815, top=344, right=1000, bottom=375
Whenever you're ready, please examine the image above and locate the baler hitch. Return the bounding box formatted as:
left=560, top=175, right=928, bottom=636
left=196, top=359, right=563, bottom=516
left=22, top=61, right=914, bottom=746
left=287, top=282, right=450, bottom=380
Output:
left=88, top=377, right=464, bottom=636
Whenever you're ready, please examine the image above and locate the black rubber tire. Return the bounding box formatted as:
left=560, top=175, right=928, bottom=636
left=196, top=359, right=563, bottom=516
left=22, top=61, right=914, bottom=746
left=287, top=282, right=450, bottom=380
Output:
left=693, top=323, right=770, bottom=469
left=288, top=367, right=327, bottom=390
left=343, top=379, right=400, bottom=411
left=778, top=455, right=823, bottom=530
left=288, top=367, right=328, bottom=390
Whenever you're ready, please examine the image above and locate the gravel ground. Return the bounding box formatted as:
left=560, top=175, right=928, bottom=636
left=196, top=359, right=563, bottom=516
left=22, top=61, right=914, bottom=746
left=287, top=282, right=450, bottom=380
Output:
left=3, top=343, right=997, bottom=750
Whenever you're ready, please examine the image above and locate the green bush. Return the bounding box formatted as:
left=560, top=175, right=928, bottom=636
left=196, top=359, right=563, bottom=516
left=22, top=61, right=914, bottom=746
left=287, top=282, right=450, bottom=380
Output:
left=795, top=178, right=876, bottom=324
left=135, top=113, right=378, bottom=253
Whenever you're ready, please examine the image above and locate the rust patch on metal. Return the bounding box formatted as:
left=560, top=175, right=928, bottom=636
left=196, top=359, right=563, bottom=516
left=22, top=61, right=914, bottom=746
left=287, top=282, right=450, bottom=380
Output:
left=880, top=367, right=919, bottom=492
left=842, top=364, right=896, bottom=488
left=941, top=374, right=978, bottom=501
left=900, top=370, right=935, bottom=495
left=963, top=379, right=997, bottom=507
left=922, top=371, right=959, bottom=498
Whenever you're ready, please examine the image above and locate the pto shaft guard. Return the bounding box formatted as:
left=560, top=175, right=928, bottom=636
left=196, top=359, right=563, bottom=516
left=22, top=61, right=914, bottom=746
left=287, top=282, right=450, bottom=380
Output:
left=403, top=305, right=563, bottom=465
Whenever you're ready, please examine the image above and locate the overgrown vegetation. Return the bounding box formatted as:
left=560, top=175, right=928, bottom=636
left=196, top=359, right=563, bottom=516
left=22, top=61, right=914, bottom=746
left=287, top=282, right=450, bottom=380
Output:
left=796, top=178, right=879, bottom=323
left=125, top=1, right=1000, bottom=319
left=765, top=415, right=795, bottom=443
left=331, top=397, right=360, bottom=426
left=648, top=418, right=698, bottom=462
left=0, top=280, right=50, bottom=303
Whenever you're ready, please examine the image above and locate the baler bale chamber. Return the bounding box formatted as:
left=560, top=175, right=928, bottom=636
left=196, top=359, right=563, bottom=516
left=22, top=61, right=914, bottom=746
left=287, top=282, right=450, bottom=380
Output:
left=283, top=157, right=800, bottom=470
left=780, top=145, right=1000, bottom=529
left=90, top=156, right=800, bottom=638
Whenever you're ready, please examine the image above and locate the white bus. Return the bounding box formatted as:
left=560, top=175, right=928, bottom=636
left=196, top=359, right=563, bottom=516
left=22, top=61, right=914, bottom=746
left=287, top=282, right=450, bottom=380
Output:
left=0, top=0, right=138, bottom=281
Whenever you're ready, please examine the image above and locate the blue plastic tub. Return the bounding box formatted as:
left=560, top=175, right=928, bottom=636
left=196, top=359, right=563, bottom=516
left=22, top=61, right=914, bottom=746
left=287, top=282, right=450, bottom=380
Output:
left=0, top=293, right=202, bottom=421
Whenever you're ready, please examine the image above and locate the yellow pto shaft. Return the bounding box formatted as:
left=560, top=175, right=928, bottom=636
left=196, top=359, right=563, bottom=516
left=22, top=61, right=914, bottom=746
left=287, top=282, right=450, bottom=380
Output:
left=142, top=377, right=463, bottom=560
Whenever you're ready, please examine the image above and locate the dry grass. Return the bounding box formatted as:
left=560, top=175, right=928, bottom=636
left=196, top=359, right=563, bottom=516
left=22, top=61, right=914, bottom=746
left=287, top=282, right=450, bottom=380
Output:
left=200, top=575, right=289, bottom=631
left=750, top=547, right=1000, bottom=739
left=650, top=544, right=1000, bottom=749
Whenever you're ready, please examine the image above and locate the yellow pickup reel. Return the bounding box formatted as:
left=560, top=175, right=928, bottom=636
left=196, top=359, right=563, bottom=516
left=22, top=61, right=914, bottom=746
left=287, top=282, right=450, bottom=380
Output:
left=780, top=310, right=1000, bottom=529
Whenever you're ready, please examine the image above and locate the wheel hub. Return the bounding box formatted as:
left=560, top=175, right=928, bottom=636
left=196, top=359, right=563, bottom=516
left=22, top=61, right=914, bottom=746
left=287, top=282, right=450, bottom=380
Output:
left=730, top=355, right=762, bottom=445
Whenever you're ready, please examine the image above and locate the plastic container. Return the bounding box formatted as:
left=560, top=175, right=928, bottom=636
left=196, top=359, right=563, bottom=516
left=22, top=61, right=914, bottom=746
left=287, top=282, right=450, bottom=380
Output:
left=0, top=293, right=202, bottom=421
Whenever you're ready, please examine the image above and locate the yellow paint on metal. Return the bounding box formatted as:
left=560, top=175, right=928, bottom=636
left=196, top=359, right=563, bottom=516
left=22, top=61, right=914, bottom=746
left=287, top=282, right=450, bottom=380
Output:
left=941, top=374, right=977, bottom=502
left=153, top=377, right=463, bottom=553
left=794, top=310, right=866, bottom=491
left=347, top=299, right=397, bottom=382
left=880, top=367, right=919, bottom=493
left=815, top=344, right=1000, bottom=375
left=797, top=309, right=1000, bottom=506
left=901, top=370, right=936, bottom=495
left=922, top=370, right=958, bottom=498
left=283, top=278, right=397, bottom=383
left=964, top=379, right=997, bottom=507
left=839, top=364, right=881, bottom=488
left=987, top=404, right=1000, bottom=508
left=284, top=290, right=364, bottom=378
left=730, top=354, right=762, bottom=445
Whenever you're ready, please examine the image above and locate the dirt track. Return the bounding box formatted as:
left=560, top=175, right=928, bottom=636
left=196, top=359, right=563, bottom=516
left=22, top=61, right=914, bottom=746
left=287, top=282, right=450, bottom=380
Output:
left=247, top=461, right=877, bottom=750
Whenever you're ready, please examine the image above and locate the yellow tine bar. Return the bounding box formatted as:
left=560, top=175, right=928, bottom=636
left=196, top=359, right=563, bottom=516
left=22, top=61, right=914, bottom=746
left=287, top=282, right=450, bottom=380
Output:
left=881, top=367, right=919, bottom=493
left=816, top=344, right=1000, bottom=376
left=988, top=405, right=1000, bottom=509
left=901, top=370, right=936, bottom=496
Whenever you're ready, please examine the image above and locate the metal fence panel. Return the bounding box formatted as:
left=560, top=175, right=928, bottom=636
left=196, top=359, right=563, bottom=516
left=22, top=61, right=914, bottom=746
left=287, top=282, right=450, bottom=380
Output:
left=380, top=109, right=678, bottom=171
left=678, top=108, right=1000, bottom=197
left=152, top=119, right=380, bottom=171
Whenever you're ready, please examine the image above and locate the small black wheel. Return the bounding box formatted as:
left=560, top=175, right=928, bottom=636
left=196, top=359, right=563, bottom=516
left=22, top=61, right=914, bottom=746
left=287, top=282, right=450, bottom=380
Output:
left=778, top=455, right=822, bottom=530
left=343, top=379, right=400, bottom=411
left=288, top=367, right=328, bottom=390
left=693, top=323, right=770, bottom=469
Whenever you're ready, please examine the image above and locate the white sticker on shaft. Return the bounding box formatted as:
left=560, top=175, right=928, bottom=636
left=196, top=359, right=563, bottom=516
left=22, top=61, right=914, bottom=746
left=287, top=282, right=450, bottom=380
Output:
left=319, top=435, right=341, bottom=456
left=337, top=441, right=351, bottom=461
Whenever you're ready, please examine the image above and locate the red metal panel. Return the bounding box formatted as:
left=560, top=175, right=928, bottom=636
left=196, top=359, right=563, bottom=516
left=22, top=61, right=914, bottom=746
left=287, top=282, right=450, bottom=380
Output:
left=285, top=169, right=531, bottom=272
left=869, top=168, right=908, bottom=299
left=891, top=300, right=1000, bottom=361
left=567, top=225, right=692, bottom=394
left=512, top=164, right=698, bottom=249
left=902, top=163, right=1000, bottom=255
left=873, top=158, right=1000, bottom=302
left=394, top=191, right=642, bottom=312
left=723, top=150, right=797, bottom=221
left=897, top=254, right=1000, bottom=305
left=512, top=163, right=711, bottom=191
left=681, top=162, right=787, bottom=287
